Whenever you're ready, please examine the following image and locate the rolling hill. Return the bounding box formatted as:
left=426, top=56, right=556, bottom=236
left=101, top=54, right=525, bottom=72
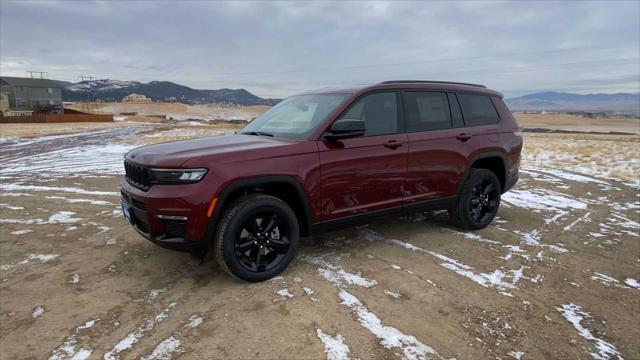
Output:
left=505, top=91, right=640, bottom=114
left=59, top=79, right=280, bottom=106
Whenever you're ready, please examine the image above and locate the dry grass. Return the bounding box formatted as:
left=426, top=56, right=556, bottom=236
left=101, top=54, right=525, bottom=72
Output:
left=523, top=132, right=640, bottom=182
left=515, top=113, right=640, bottom=134
left=121, top=123, right=244, bottom=145
left=66, top=102, right=269, bottom=121
left=0, top=122, right=132, bottom=138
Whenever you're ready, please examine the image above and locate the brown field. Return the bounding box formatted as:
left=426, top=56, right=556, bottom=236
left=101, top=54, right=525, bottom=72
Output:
left=0, top=121, right=134, bottom=138
left=66, top=102, right=270, bottom=122
left=1, top=115, right=639, bottom=359
left=514, top=112, right=640, bottom=134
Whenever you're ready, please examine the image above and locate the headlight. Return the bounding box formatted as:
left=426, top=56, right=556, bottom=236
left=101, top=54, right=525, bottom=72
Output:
left=149, top=168, right=208, bottom=184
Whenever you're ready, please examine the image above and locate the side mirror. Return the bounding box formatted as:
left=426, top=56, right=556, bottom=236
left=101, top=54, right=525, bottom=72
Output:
left=324, top=118, right=365, bottom=141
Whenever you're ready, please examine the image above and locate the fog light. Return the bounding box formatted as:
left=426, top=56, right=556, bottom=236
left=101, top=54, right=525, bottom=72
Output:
left=156, top=214, right=188, bottom=221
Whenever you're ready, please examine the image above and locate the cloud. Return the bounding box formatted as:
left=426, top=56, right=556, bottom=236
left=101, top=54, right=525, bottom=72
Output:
left=1, top=0, right=638, bottom=97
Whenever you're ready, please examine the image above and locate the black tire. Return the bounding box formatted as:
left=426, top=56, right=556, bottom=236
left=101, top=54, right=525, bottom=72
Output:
left=450, top=168, right=501, bottom=230
left=214, top=194, right=300, bottom=282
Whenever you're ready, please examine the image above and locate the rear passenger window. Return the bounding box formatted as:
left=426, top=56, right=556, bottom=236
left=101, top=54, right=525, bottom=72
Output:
left=457, top=93, right=499, bottom=126
left=340, top=92, right=398, bottom=136
left=404, top=92, right=451, bottom=132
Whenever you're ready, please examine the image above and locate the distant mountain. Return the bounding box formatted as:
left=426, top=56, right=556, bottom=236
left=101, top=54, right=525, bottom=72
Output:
left=59, top=79, right=280, bottom=106
left=506, top=91, right=640, bottom=114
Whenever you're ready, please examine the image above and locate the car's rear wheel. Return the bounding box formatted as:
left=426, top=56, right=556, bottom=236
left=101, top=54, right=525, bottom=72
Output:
left=450, top=168, right=501, bottom=230
left=214, top=194, right=299, bottom=282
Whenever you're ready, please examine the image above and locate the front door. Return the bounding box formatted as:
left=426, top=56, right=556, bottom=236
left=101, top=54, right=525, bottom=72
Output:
left=318, top=91, right=408, bottom=221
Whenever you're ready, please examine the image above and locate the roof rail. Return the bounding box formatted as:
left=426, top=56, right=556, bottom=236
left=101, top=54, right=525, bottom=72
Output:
left=379, top=80, right=486, bottom=88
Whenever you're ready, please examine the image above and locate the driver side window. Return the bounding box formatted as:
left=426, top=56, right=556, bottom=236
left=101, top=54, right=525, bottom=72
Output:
left=340, top=92, right=398, bottom=136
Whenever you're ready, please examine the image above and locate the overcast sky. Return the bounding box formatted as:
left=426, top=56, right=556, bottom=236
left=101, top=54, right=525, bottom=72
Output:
left=1, top=0, right=639, bottom=98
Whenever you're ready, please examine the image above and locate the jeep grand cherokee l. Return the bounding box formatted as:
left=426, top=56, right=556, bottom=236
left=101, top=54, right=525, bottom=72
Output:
left=121, top=80, right=522, bottom=282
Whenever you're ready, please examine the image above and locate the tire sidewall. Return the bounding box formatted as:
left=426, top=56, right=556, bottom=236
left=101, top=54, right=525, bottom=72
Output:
left=219, top=196, right=300, bottom=282
left=458, top=169, right=501, bottom=229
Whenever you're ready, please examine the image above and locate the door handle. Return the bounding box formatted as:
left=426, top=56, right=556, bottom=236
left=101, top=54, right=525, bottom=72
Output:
left=383, top=140, right=404, bottom=149
left=456, top=133, right=472, bottom=142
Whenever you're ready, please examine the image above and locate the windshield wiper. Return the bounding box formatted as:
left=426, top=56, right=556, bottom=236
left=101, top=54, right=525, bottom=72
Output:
left=241, top=131, right=274, bottom=137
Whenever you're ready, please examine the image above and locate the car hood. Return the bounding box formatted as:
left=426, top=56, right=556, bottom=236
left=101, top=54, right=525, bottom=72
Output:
left=125, top=134, right=308, bottom=168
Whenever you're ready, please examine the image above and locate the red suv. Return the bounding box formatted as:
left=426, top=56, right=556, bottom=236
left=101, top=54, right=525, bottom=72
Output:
left=121, top=81, right=522, bottom=282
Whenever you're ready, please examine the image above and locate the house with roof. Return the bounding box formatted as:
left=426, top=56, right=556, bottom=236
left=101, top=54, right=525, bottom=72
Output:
left=122, top=93, right=152, bottom=103
left=0, top=76, right=64, bottom=114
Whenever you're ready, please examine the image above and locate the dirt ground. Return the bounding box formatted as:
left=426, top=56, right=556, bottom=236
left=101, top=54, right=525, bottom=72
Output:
left=66, top=102, right=269, bottom=122
left=0, top=120, right=639, bottom=360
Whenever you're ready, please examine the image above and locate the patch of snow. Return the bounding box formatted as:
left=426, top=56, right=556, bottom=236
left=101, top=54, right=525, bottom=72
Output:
left=384, top=289, right=401, bottom=299
left=2, top=204, right=25, bottom=210
left=48, top=211, right=81, bottom=224
left=446, top=229, right=501, bottom=244
left=303, top=287, right=320, bottom=302
left=339, top=290, right=440, bottom=360
left=147, top=288, right=168, bottom=302
left=1, top=144, right=134, bottom=176
left=141, top=337, right=182, bottom=360
left=624, top=278, right=639, bottom=289
left=49, top=335, right=92, bottom=360
left=591, top=272, right=631, bottom=289
left=185, top=314, right=203, bottom=328
left=69, top=274, right=80, bottom=284
left=0, top=184, right=118, bottom=196
left=45, top=196, right=113, bottom=206
left=556, top=303, right=621, bottom=360
left=389, top=239, right=524, bottom=296
left=76, top=320, right=96, bottom=330
left=104, top=303, right=176, bottom=360
left=301, top=255, right=377, bottom=288
left=316, top=328, right=351, bottom=360
left=276, top=288, right=294, bottom=299
left=32, top=306, right=45, bottom=318
left=526, top=167, right=610, bottom=186
left=508, top=350, right=525, bottom=359
left=502, top=188, right=587, bottom=224
left=10, top=229, right=33, bottom=235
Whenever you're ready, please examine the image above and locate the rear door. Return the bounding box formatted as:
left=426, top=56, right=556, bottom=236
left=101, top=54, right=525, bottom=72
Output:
left=456, top=92, right=502, bottom=145
left=318, top=91, right=408, bottom=221
left=404, top=91, right=476, bottom=204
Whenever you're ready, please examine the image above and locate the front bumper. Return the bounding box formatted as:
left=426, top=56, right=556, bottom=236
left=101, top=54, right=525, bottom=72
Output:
left=120, top=179, right=215, bottom=253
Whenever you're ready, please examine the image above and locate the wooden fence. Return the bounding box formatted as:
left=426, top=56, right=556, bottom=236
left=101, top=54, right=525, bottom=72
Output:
left=0, top=113, right=114, bottom=123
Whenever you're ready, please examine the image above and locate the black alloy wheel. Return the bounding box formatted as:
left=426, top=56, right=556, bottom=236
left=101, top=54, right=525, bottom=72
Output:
left=234, top=211, right=291, bottom=272
left=449, top=168, right=502, bottom=230
left=468, top=179, right=499, bottom=224
left=215, top=194, right=300, bottom=282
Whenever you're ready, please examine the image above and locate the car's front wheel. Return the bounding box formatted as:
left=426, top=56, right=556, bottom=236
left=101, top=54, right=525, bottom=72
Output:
left=450, top=168, right=501, bottom=230
left=214, top=194, right=299, bottom=282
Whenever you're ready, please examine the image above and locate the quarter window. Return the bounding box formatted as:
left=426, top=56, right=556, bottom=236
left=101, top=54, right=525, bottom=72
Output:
left=404, top=92, right=451, bottom=132
left=340, top=92, right=398, bottom=136
left=457, top=93, right=499, bottom=126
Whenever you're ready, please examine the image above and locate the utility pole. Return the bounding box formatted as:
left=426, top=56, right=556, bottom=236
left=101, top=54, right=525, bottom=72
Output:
left=26, top=71, right=48, bottom=79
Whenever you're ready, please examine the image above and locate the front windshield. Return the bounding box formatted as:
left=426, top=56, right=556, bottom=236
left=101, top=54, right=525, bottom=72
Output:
left=240, top=94, right=348, bottom=139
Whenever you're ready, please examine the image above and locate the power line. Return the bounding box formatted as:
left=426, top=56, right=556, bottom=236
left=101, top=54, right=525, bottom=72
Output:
left=25, top=71, right=48, bottom=79
left=211, top=45, right=640, bottom=76
left=209, top=56, right=640, bottom=88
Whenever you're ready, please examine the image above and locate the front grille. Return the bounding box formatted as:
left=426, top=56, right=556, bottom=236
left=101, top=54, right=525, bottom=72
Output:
left=124, top=161, right=151, bottom=191
left=121, top=191, right=147, bottom=211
